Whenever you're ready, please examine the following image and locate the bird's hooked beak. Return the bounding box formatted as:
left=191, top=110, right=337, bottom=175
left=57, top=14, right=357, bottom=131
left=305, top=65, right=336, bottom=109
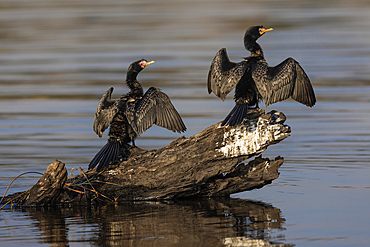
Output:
left=140, top=60, right=155, bottom=68
left=259, top=27, right=273, bottom=35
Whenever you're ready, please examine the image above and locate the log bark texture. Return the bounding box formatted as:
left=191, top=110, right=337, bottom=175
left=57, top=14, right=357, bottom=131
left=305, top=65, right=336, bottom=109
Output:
left=4, top=109, right=291, bottom=206
left=19, top=160, right=67, bottom=206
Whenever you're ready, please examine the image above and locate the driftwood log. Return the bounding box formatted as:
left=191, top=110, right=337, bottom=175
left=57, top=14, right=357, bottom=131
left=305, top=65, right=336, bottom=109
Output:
left=3, top=109, right=291, bottom=206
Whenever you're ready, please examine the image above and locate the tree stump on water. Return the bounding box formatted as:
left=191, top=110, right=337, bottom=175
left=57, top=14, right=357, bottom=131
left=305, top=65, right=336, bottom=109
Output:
left=19, top=160, right=68, bottom=207
left=3, top=109, right=291, bottom=206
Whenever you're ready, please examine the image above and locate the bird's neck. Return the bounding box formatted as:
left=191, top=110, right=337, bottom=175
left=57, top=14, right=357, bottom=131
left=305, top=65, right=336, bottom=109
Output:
left=244, top=37, right=264, bottom=58
left=126, top=71, right=143, bottom=96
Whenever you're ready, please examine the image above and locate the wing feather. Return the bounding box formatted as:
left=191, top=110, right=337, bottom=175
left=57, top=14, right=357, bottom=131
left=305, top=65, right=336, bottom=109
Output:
left=125, top=87, right=186, bottom=136
left=207, top=48, right=249, bottom=101
left=252, top=58, right=316, bottom=107
left=93, top=87, right=124, bottom=137
left=291, top=63, right=316, bottom=107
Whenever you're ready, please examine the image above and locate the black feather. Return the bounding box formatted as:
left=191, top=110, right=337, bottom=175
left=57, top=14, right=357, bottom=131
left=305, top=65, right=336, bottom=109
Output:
left=221, top=104, right=248, bottom=126
left=208, top=26, right=316, bottom=126
left=89, top=141, right=120, bottom=172
left=89, top=59, right=186, bottom=171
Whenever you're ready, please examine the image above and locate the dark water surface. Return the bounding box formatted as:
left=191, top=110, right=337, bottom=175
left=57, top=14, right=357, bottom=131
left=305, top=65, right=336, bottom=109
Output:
left=1, top=0, right=370, bottom=246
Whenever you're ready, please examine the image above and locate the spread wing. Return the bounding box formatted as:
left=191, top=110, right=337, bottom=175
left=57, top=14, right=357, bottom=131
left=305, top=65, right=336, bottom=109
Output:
left=124, top=87, right=187, bottom=136
left=251, top=57, right=316, bottom=107
left=207, top=48, right=249, bottom=101
left=93, top=87, right=124, bottom=138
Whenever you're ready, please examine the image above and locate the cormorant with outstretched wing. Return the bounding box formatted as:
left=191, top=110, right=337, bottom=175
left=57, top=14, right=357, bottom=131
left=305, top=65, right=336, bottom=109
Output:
left=89, top=59, right=186, bottom=171
left=208, top=26, right=316, bottom=126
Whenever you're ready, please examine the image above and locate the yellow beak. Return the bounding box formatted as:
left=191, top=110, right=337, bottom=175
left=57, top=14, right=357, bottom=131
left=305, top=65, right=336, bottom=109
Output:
left=143, top=60, right=155, bottom=68
left=260, top=28, right=273, bottom=35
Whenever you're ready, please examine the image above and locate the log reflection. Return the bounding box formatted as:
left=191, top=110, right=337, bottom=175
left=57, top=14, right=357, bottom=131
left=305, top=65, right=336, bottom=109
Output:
left=25, top=207, right=69, bottom=247
left=25, top=198, right=293, bottom=246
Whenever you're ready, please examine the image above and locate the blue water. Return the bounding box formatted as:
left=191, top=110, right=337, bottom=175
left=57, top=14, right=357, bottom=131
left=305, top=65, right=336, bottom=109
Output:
left=1, top=0, right=370, bottom=246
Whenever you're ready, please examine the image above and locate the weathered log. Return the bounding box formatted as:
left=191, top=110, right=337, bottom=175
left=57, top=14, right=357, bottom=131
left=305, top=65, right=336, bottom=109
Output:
left=4, top=109, right=290, bottom=206
left=19, top=160, right=67, bottom=206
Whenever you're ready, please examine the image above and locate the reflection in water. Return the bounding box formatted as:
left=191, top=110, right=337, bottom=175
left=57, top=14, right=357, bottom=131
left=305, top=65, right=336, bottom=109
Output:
left=31, top=209, right=69, bottom=246
left=20, top=198, right=292, bottom=246
left=1, top=0, right=370, bottom=246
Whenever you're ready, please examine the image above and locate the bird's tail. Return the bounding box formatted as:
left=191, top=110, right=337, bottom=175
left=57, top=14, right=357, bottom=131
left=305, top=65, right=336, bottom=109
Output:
left=88, top=140, right=121, bottom=172
left=221, top=104, right=249, bottom=126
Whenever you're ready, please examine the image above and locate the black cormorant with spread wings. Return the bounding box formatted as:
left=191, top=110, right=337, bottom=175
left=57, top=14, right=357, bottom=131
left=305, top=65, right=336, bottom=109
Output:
left=89, top=59, right=187, bottom=171
left=208, top=26, right=316, bottom=126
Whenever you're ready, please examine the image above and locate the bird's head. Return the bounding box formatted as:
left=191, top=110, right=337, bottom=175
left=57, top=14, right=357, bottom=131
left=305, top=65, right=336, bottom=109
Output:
left=245, top=26, right=273, bottom=40
left=128, top=59, right=155, bottom=74
left=244, top=26, right=273, bottom=53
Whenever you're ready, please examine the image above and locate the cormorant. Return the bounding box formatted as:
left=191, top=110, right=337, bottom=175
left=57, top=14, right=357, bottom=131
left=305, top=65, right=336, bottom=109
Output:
left=89, top=59, right=187, bottom=171
left=208, top=26, right=316, bottom=126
